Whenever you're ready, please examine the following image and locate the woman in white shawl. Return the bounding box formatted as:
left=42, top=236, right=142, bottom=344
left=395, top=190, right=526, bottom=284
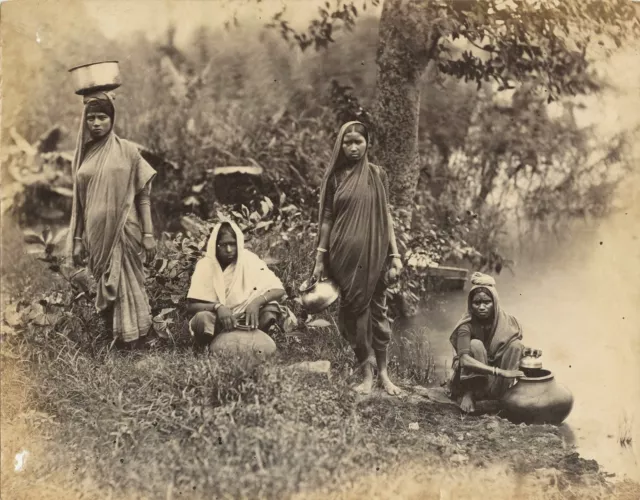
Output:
left=186, top=221, right=285, bottom=345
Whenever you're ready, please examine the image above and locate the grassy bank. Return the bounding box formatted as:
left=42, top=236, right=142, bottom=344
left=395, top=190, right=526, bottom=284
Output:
left=2, top=220, right=639, bottom=499
left=3, top=340, right=637, bottom=500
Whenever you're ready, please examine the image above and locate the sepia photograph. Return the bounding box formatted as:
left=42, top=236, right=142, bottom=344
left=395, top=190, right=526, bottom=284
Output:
left=1, top=0, right=639, bottom=498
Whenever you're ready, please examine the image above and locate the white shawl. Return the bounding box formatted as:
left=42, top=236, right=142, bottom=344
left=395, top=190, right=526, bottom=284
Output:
left=187, top=221, right=284, bottom=316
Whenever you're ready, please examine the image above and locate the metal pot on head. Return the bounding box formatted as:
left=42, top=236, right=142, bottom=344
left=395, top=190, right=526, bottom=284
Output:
left=298, top=277, right=340, bottom=314
left=68, top=60, right=121, bottom=96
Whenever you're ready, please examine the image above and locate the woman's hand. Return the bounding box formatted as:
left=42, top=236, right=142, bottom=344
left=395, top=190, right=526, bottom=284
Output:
left=72, top=240, right=86, bottom=267
left=217, top=306, right=236, bottom=332
left=312, top=259, right=326, bottom=283
left=385, top=257, right=403, bottom=284
left=245, top=299, right=262, bottom=330
left=497, top=368, right=525, bottom=379
left=142, top=234, right=157, bottom=262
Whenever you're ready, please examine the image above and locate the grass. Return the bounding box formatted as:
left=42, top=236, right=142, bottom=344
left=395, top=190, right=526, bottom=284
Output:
left=2, top=218, right=640, bottom=499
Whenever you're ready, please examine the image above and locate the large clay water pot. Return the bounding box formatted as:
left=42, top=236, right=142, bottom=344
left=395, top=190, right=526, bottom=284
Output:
left=501, top=367, right=574, bottom=425
left=209, top=328, right=276, bottom=357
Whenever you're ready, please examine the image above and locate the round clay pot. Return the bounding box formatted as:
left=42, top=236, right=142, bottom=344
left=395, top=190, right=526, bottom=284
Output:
left=501, top=368, right=574, bottom=425
left=209, top=329, right=276, bottom=357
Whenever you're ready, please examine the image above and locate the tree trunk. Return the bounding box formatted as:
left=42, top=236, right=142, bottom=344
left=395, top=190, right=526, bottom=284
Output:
left=372, top=0, right=437, bottom=223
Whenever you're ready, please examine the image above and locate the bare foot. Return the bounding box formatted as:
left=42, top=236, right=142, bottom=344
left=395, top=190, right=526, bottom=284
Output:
left=353, top=378, right=373, bottom=395
left=460, top=391, right=476, bottom=413
left=353, top=364, right=374, bottom=395
left=379, top=371, right=402, bottom=396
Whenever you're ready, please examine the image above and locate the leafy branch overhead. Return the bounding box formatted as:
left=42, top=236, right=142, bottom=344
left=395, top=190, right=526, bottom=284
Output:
left=267, top=0, right=639, bottom=101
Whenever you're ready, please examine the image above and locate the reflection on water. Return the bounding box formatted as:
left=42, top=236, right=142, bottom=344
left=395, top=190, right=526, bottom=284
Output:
left=397, top=217, right=640, bottom=482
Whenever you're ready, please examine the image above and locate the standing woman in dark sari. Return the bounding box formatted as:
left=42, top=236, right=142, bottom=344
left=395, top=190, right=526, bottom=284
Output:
left=312, top=121, right=403, bottom=395
left=68, top=91, right=157, bottom=347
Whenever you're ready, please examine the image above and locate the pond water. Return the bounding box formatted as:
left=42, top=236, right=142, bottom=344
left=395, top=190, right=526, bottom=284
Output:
left=397, top=216, right=640, bottom=482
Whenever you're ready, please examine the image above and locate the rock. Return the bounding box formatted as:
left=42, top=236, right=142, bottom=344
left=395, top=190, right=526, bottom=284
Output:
left=287, top=360, right=331, bottom=374
left=486, top=421, right=500, bottom=431
left=408, top=422, right=420, bottom=431
left=449, top=453, right=469, bottom=465
left=209, top=329, right=276, bottom=357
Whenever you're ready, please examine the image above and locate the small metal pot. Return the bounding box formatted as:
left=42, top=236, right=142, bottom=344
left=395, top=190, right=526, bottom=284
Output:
left=520, top=355, right=543, bottom=370
left=68, top=61, right=121, bottom=96
left=298, top=278, right=340, bottom=314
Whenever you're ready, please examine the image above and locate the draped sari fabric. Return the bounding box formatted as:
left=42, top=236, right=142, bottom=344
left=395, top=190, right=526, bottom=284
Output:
left=68, top=92, right=156, bottom=342
left=317, top=121, right=391, bottom=361
left=187, top=221, right=284, bottom=316
left=449, top=272, right=523, bottom=363
left=448, top=272, right=524, bottom=400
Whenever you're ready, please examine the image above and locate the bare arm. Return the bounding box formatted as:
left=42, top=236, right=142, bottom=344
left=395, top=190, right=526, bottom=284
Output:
left=315, top=220, right=333, bottom=260
left=136, top=181, right=156, bottom=261
left=186, top=299, right=218, bottom=315
left=74, top=198, right=84, bottom=239
left=387, top=211, right=400, bottom=256
left=260, top=288, right=286, bottom=304
left=135, top=181, right=154, bottom=235
left=460, top=353, right=524, bottom=378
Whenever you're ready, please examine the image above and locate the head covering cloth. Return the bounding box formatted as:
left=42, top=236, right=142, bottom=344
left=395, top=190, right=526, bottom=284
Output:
left=187, top=221, right=284, bottom=316
left=449, top=272, right=523, bottom=363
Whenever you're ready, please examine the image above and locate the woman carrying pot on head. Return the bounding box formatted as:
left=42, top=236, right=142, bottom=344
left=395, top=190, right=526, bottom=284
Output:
left=69, top=91, right=157, bottom=348
left=186, top=221, right=286, bottom=348
left=449, top=272, right=541, bottom=413
left=311, top=121, right=403, bottom=396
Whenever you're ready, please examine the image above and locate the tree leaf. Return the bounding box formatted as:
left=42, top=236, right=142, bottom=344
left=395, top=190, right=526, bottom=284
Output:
left=283, top=307, right=298, bottom=333
left=183, top=196, right=201, bottom=207
left=23, top=230, right=45, bottom=245
left=192, top=182, right=206, bottom=193
left=254, top=220, right=273, bottom=231
left=306, top=318, right=331, bottom=328
left=157, top=308, right=176, bottom=318
left=50, top=186, right=74, bottom=197
left=3, top=304, right=22, bottom=327
left=51, top=228, right=70, bottom=246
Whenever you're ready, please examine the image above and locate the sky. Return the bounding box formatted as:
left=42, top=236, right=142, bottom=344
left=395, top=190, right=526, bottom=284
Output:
left=82, top=0, right=383, bottom=48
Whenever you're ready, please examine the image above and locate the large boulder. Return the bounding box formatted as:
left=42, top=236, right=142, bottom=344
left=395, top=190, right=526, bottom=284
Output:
left=209, top=329, right=276, bottom=357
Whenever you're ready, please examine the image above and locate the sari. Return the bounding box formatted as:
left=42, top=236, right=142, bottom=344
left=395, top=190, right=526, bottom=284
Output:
left=67, top=92, right=157, bottom=342
left=449, top=272, right=524, bottom=399
left=187, top=221, right=285, bottom=319
left=317, top=121, right=392, bottom=363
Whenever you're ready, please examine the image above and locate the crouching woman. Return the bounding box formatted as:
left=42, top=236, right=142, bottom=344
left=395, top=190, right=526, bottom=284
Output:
left=449, top=272, right=528, bottom=413
left=186, top=221, right=285, bottom=348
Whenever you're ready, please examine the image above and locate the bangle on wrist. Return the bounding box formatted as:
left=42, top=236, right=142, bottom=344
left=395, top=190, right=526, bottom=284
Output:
left=143, top=233, right=153, bottom=237
left=74, top=237, right=83, bottom=241
left=493, top=367, right=498, bottom=376
left=389, top=253, right=401, bottom=259
left=261, top=293, right=268, bottom=305
left=213, top=302, right=223, bottom=312
left=317, top=247, right=327, bottom=253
